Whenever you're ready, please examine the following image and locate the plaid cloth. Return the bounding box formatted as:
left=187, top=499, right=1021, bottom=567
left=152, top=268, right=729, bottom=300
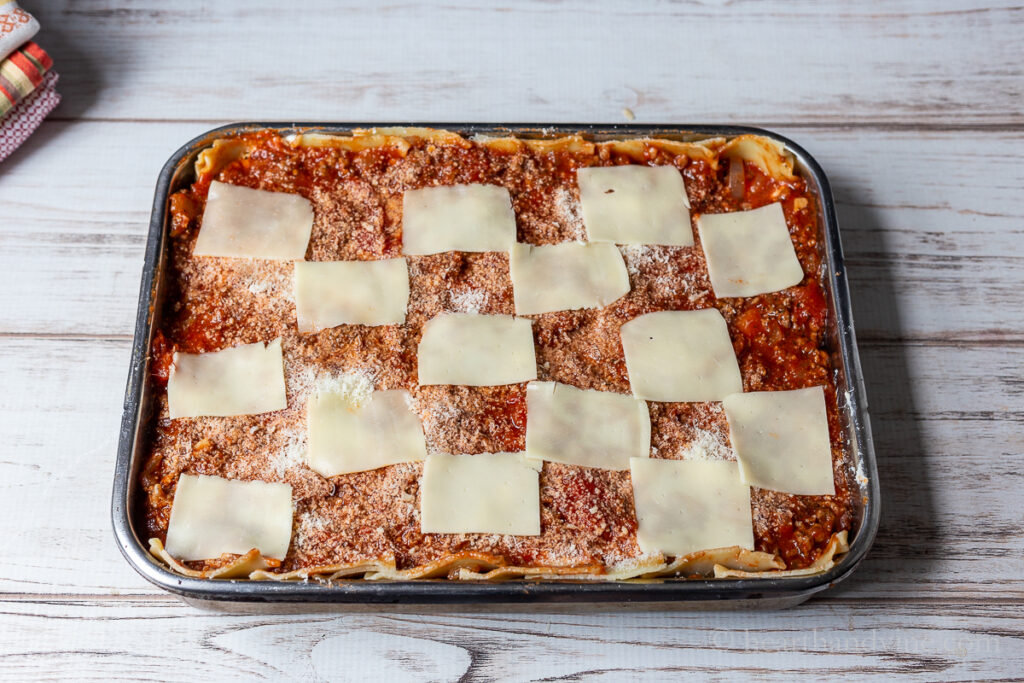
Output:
left=0, top=69, right=59, bottom=162
left=0, top=1, right=39, bottom=62
left=0, top=41, right=51, bottom=119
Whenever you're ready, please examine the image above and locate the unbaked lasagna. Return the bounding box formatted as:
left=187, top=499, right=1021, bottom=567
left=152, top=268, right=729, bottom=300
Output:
left=140, top=128, right=856, bottom=582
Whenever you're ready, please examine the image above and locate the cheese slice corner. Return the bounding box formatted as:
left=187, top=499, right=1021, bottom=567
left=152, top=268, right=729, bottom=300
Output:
left=167, top=338, right=287, bottom=418
left=402, top=183, right=516, bottom=255
left=722, top=385, right=836, bottom=496
left=696, top=202, right=804, bottom=298
left=421, top=453, right=540, bottom=535
left=164, top=474, right=293, bottom=561
left=630, top=457, right=753, bottom=557
left=194, top=181, right=314, bottom=261
left=620, top=309, right=741, bottom=402
left=294, top=258, right=409, bottom=332
left=577, top=165, right=692, bottom=246
left=510, top=242, right=630, bottom=315
left=417, top=313, right=536, bottom=386
left=307, top=388, right=426, bottom=476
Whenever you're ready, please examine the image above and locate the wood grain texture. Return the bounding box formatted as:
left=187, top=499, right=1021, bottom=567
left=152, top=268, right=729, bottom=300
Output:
left=1, top=0, right=1023, bottom=680
left=22, top=0, right=1024, bottom=126
left=1, top=597, right=1022, bottom=681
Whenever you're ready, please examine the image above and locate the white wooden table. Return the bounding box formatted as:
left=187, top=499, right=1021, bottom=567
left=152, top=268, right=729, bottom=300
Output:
left=2, top=1, right=1022, bottom=679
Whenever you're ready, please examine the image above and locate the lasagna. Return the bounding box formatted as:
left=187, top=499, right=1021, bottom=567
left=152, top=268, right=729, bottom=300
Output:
left=140, top=128, right=856, bottom=582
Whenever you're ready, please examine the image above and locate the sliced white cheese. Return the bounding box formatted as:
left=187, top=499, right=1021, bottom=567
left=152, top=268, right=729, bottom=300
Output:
left=294, top=258, right=409, bottom=333
left=167, top=339, right=287, bottom=418
left=401, top=183, right=516, bottom=255
left=525, top=381, right=649, bottom=470
left=722, top=385, right=836, bottom=496
left=696, top=202, right=804, bottom=297
left=307, top=389, right=427, bottom=476
left=620, top=309, right=742, bottom=402
left=509, top=242, right=631, bottom=315
left=420, top=453, right=540, bottom=535
left=164, top=474, right=293, bottom=561
left=194, top=181, right=314, bottom=261
left=577, top=165, right=692, bottom=246
left=630, top=458, right=753, bottom=557
left=417, top=313, right=537, bottom=386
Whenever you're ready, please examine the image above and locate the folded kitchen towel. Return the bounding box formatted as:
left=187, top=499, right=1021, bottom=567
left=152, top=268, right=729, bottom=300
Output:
left=0, top=40, right=51, bottom=120
left=0, top=0, right=39, bottom=61
left=0, top=69, right=59, bottom=162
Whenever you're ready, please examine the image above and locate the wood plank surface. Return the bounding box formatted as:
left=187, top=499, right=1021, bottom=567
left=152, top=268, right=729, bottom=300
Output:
left=1, top=0, right=1022, bottom=680
left=25, top=0, right=1024, bottom=126
left=2, top=598, right=1022, bottom=681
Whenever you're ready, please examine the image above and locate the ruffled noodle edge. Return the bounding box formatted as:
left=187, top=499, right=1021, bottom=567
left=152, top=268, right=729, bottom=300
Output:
left=148, top=532, right=848, bottom=583
left=193, top=128, right=797, bottom=188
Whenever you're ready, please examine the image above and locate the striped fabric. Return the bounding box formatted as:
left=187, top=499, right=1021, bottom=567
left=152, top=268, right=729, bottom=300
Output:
left=0, top=41, right=51, bottom=119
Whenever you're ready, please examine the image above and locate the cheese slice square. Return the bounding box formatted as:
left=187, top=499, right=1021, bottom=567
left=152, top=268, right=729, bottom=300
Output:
left=164, top=474, right=293, bottom=561
left=294, top=258, right=409, bottom=333
left=577, top=165, right=692, bottom=246
left=167, top=339, right=287, bottom=418
left=402, top=183, right=516, bottom=255
left=194, top=181, right=314, bottom=261
left=417, top=313, right=537, bottom=386
left=620, top=309, right=742, bottom=402
left=630, top=458, right=753, bottom=557
left=420, top=453, right=540, bottom=535
left=307, top=389, right=427, bottom=476
left=525, top=381, right=649, bottom=470
left=696, top=202, right=804, bottom=297
left=722, top=386, right=836, bottom=495
left=510, top=242, right=630, bottom=315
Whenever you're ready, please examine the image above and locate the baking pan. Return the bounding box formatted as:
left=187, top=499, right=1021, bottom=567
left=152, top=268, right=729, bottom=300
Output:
left=112, top=123, right=879, bottom=607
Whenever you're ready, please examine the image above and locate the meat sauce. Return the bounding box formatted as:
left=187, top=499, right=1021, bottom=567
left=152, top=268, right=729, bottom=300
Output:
left=142, top=132, right=855, bottom=573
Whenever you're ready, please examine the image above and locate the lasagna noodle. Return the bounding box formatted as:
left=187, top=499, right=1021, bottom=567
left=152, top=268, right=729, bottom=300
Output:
left=149, top=537, right=845, bottom=582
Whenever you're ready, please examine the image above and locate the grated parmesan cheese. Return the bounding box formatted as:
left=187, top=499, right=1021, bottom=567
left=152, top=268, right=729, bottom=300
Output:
left=448, top=288, right=488, bottom=314
left=618, top=244, right=672, bottom=278
left=552, top=187, right=586, bottom=242
left=294, top=510, right=332, bottom=549
left=270, top=429, right=308, bottom=478
left=286, top=365, right=377, bottom=409
left=679, top=427, right=735, bottom=461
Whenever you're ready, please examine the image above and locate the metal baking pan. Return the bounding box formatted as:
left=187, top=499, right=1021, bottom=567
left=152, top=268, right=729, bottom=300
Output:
left=112, top=123, right=879, bottom=607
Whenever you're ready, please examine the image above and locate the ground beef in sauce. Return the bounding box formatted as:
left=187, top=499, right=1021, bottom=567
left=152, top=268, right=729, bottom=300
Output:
left=139, top=132, right=855, bottom=575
